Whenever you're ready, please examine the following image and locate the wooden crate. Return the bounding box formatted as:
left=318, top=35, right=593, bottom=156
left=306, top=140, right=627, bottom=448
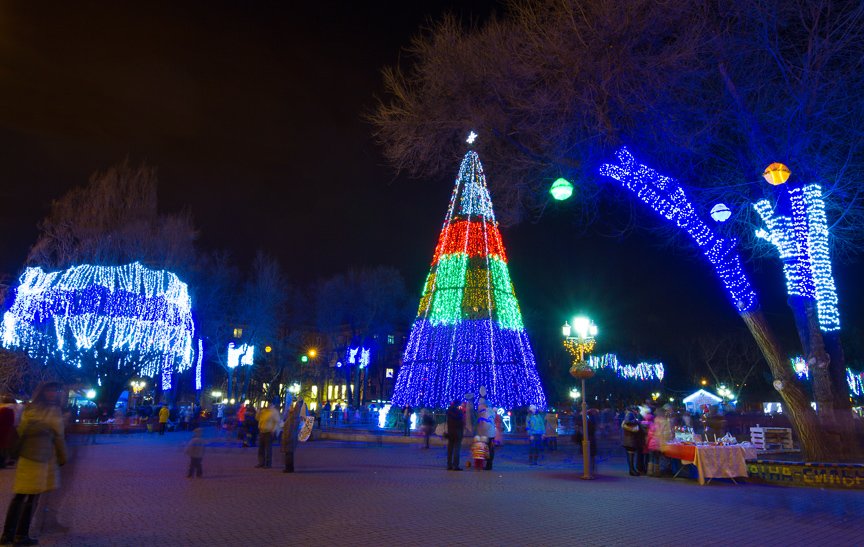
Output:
left=750, top=427, right=793, bottom=450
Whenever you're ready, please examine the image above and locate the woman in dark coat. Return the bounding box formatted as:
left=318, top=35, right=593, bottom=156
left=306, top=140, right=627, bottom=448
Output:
left=621, top=407, right=643, bottom=476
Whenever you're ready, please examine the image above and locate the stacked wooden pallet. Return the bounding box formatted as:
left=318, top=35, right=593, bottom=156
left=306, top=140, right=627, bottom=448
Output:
left=750, top=426, right=793, bottom=451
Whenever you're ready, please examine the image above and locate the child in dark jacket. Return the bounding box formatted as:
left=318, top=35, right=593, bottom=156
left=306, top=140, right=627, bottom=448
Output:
left=185, top=428, right=206, bottom=478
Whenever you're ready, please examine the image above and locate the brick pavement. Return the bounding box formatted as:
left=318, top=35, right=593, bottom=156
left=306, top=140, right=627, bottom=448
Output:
left=0, top=429, right=861, bottom=546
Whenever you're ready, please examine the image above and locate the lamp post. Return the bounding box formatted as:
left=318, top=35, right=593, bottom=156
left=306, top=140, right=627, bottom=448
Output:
left=562, top=317, right=598, bottom=480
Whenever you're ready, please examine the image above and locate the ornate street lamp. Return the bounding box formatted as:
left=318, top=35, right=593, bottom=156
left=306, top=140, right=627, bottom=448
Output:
left=562, top=316, right=598, bottom=480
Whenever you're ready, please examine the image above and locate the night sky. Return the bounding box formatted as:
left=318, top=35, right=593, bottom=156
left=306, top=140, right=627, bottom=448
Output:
left=1, top=1, right=862, bottom=395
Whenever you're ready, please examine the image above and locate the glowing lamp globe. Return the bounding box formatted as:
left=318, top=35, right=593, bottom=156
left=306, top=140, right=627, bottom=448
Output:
left=710, top=203, right=732, bottom=222
left=550, top=177, right=574, bottom=201
left=762, top=163, right=791, bottom=186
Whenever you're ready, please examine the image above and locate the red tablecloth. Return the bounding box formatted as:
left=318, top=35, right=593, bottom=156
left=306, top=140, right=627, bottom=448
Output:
left=663, top=443, right=696, bottom=462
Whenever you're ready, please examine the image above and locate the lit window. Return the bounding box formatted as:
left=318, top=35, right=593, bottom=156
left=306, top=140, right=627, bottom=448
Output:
left=233, top=327, right=243, bottom=338
left=387, top=335, right=395, bottom=345
left=386, top=368, right=394, bottom=378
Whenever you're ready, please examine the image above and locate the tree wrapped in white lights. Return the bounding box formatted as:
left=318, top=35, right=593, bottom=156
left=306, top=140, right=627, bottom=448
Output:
left=1, top=262, right=195, bottom=411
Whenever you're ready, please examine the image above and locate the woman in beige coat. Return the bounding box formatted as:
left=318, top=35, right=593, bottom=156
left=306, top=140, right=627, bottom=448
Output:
left=2, top=382, right=67, bottom=546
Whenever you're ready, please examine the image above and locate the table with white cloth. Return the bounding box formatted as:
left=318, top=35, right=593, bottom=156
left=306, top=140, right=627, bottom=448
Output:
left=693, top=445, right=759, bottom=485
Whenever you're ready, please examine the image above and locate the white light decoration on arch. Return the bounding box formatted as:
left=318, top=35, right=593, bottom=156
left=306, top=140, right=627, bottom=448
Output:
left=586, top=353, right=665, bottom=382
left=0, top=262, right=195, bottom=379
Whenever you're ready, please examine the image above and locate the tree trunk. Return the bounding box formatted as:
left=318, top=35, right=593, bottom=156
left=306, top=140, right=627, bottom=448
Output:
left=823, top=331, right=861, bottom=459
left=788, top=297, right=837, bottom=424
left=345, top=365, right=353, bottom=406
left=739, top=310, right=837, bottom=461
left=94, top=375, right=129, bottom=420
left=787, top=298, right=858, bottom=460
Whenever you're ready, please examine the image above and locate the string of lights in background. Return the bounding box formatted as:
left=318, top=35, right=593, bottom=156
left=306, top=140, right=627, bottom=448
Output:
left=392, top=148, right=547, bottom=410
left=599, top=147, right=758, bottom=313
left=1, top=262, right=195, bottom=383
left=586, top=353, right=665, bottom=382
left=791, top=356, right=863, bottom=397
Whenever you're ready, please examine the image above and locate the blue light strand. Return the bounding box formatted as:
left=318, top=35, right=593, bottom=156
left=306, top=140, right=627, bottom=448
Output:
left=1, top=262, right=195, bottom=379
left=802, top=184, right=840, bottom=332
left=753, top=192, right=815, bottom=298
left=195, top=338, right=203, bottom=391
left=599, top=147, right=758, bottom=312
left=752, top=184, right=839, bottom=331
left=586, top=354, right=665, bottom=382
left=162, top=355, right=172, bottom=390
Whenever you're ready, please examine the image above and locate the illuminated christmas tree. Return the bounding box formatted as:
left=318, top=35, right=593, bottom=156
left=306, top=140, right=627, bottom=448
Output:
left=391, top=150, right=547, bottom=410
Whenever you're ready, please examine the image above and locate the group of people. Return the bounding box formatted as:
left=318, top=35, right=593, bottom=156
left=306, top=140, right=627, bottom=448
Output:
left=621, top=405, right=675, bottom=476
left=442, top=391, right=504, bottom=471
left=186, top=395, right=311, bottom=478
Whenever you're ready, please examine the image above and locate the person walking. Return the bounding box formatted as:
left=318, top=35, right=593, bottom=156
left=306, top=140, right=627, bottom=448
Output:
left=185, top=428, right=206, bottom=478
left=544, top=411, right=559, bottom=451
left=622, top=406, right=643, bottom=476
left=244, top=406, right=258, bottom=448
left=445, top=401, right=464, bottom=471
left=256, top=402, right=280, bottom=468
left=321, top=401, right=331, bottom=428
left=526, top=405, right=545, bottom=465
left=158, top=404, right=170, bottom=435
left=281, top=396, right=307, bottom=473
left=402, top=405, right=413, bottom=437
left=421, top=410, right=435, bottom=449
left=2, top=382, right=67, bottom=546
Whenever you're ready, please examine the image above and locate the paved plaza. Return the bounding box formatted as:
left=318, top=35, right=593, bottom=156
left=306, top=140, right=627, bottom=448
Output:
left=1, top=429, right=861, bottom=546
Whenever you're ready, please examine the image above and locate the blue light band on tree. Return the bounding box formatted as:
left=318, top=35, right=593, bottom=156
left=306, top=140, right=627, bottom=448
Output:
left=599, top=147, right=758, bottom=313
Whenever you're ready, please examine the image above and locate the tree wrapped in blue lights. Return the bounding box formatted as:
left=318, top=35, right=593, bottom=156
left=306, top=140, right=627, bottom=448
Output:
left=752, top=175, right=851, bottom=434
left=599, top=147, right=827, bottom=460
left=391, top=151, right=547, bottom=410
left=1, top=262, right=196, bottom=410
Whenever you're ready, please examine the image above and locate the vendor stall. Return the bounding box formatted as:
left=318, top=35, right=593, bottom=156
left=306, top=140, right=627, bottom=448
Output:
left=663, top=440, right=758, bottom=485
